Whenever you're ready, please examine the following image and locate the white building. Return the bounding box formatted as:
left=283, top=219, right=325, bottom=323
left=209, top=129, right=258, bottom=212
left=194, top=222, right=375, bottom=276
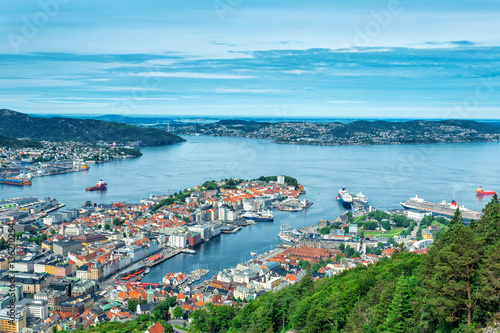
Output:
left=277, top=176, right=285, bottom=185
left=121, top=246, right=144, bottom=262
left=76, top=267, right=88, bottom=280
left=169, top=234, right=187, bottom=248
left=11, top=261, right=34, bottom=273
left=243, top=199, right=256, bottom=211
left=188, top=225, right=212, bottom=240
left=404, top=209, right=432, bottom=221
left=227, top=210, right=238, bottom=221
left=218, top=207, right=227, bottom=221
left=349, top=225, right=358, bottom=236
left=210, top=223, right=221, bottom=237
left=63, top=224, right=81, bottom=236
left=18, top=299, right=49, bottom=320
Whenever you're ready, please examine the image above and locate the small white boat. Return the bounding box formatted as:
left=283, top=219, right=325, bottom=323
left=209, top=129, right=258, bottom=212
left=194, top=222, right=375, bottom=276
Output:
left=250, top=252, right=257, bottom=256
left=182, top=248, right=196, bottom=254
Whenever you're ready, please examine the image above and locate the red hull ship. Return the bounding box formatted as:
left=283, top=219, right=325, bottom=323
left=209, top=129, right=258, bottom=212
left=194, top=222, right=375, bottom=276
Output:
left=0, top=178, right=32, bottom=186
left=86, top=179, right=107, bottom=191
left=476, top=187, right=496, bottom=195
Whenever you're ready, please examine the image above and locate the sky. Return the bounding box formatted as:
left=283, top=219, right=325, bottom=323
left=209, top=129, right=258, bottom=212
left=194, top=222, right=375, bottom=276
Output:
left=0, top=0, right=499, bottom=119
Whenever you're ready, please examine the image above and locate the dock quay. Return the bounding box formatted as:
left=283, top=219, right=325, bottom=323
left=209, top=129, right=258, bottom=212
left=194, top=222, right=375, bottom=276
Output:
left=222, top=219, right=255, bottom=226
left=44, top=203, right=66, bottom=214
left=221, top=225, right=242, bottom=234
left=188, top=269, right=210, bottom=284
left=235, top=220, right=256, bottom=226
left=256, top=247, right=287, bottom=261
left=144, top=248, right=182, bottom=268
left=297, top=224, right=321, bottom=234
left=274, top=198, right=313, bottom=211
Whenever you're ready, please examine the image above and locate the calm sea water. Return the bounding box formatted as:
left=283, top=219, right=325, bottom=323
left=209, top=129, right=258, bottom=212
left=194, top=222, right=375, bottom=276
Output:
left=2, top=136, right=499, bottom=282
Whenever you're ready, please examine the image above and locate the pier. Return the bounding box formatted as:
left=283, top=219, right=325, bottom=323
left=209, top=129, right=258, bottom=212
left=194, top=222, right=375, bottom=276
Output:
left=144, top=248, right=183, bottom=268
left=221, top=225, right=242, bottom=234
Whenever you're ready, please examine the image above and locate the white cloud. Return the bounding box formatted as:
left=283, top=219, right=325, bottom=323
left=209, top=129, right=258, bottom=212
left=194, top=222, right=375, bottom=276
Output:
left=83, top=86, right=163, bottom=92
left=0, top=79, right=82, bottom=87
left=134, top=72, right=254, bottom=79
left=326, top=100, right=368, bottom=104
left=282, top=69, right=311, bottom=75
left=214, top=88, right=283, bottom=94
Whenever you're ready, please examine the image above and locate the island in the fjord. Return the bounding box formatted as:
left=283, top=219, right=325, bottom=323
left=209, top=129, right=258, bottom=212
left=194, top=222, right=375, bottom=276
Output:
left=169, top=119, right=500, bottom=145
left=0, top=109, right=185, bottom=146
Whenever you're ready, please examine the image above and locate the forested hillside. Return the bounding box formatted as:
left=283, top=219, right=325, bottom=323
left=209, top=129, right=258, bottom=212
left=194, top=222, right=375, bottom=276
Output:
left=187, top=196, right=500, bottom=333
left=0, top=109, right=185, bottom=146
left=0, top=134, right=42, bottom=148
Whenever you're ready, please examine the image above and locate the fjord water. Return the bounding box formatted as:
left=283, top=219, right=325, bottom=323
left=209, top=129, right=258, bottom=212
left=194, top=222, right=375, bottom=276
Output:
left=2, top=135, right=499, bottom=283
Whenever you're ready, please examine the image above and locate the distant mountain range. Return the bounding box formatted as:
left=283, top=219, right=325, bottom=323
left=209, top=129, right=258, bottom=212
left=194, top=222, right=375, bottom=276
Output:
left=169, top=119, right=500, bottom=145
left=0, top=109, right=185, bottom=146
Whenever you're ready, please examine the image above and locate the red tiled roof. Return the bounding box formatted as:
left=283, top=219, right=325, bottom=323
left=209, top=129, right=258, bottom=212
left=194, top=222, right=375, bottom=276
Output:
left=147, top=322, right=165, bottom=333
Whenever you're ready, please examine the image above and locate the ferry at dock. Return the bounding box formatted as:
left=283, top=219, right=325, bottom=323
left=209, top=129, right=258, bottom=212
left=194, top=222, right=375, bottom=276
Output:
left=337, top=186, right=353, bottom=208
left=241, top=210, right=274, bottom=222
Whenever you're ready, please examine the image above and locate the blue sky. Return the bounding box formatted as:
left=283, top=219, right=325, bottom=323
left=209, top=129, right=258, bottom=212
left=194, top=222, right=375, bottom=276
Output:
left=1, top=0, right=499, bottom=119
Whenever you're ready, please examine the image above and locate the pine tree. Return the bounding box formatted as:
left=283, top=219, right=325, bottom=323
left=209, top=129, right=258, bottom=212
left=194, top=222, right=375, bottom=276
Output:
left=432, top=207, right=463, bottom=249
left=475, top=195, right=500, bottom=319
left=475, top=194, right=500, bottom=246
left=478, top=242, right=500, bottom=311
left=383, top=275, right=418, bottom=332
left=420, top=220, right=482, bottom=326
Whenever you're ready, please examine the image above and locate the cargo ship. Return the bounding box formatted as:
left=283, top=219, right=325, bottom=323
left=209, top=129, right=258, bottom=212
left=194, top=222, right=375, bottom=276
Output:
left=400, top=195, right=481, bottom=221
left=0, top=177, right=32, bottom=186
left=85, top=179, right=107, bottom=191
left=476, top=187, right=496, bottom=195
left=337, top=186, right=353, bottom=208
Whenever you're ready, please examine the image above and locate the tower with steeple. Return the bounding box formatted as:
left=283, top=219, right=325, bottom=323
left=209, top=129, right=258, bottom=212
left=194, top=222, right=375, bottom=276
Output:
left=147, top=285, right=155, bottom=303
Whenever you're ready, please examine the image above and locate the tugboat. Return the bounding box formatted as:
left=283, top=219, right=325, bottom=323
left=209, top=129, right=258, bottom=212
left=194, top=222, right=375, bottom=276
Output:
left=86, top=179, right=107, bottom=191
left=476, top=187, right=496, bottom=195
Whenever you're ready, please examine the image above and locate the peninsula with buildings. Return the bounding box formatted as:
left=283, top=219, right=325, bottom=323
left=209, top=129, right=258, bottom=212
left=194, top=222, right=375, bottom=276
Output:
left=0, top=109, right=186, bottom=184
left=169, top=119, right=500, bottom=145
left=0, top=141, right=144, bottom=184
left=0, top=174, right=471, bottom=332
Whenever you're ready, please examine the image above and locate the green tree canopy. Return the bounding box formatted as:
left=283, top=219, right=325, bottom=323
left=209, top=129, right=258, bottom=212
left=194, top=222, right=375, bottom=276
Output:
left=173, top=306, right=183, bottom=319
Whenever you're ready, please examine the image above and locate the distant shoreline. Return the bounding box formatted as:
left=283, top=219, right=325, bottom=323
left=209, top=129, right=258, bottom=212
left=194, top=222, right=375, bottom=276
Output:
left=170, top=119, right=500, bottom=147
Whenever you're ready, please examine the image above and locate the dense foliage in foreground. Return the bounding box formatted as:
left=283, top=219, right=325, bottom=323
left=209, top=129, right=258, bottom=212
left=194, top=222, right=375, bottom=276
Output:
left=188, top=196, right=500, bottom=333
